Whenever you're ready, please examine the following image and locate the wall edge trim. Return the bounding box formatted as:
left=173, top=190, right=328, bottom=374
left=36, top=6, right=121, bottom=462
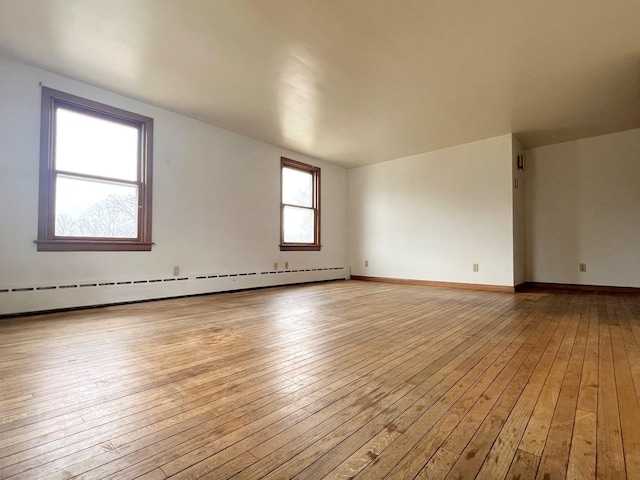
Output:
left=350, top=275, right=515, bottom=293
left=518, top=282, right=640, bottom=294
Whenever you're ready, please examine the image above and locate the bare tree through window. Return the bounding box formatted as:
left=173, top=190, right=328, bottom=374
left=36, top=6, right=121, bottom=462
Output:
left=56, top=192, right=137, bottom=238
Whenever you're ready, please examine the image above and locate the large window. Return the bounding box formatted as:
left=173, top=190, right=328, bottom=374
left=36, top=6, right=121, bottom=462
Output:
left=37, top=87, right=153, bottom=251
left=280, top=157, right=321, bottom=251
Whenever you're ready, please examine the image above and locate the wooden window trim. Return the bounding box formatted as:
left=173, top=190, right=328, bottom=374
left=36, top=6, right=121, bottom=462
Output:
left=37, top=87, right=153, bottom=252
left=280, top=157, right=321, bottom=251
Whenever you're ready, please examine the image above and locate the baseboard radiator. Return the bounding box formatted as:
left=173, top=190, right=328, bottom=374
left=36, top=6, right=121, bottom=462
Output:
left=0, top=266, right=350, bottom=316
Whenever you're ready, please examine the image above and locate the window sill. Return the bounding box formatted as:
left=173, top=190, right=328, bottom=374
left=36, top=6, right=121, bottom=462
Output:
left=36, top=240, right=153, bottom=252
left=280, top=244, right=322, bottom=252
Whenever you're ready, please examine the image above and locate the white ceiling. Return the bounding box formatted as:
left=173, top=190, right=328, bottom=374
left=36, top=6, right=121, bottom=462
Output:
left=0, top=0, right=639, bottom=168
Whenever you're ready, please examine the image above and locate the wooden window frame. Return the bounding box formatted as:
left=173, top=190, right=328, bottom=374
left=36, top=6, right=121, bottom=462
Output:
left=280, top=157, right=321, bottom=251
left=37, top=87, right=153, bottom=252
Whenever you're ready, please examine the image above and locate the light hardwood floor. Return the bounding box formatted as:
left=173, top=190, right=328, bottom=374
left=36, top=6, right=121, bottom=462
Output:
left=1, top=280, right=639, bottom=479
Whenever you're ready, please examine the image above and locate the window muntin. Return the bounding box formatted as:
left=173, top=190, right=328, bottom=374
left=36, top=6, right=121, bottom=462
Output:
left=280, top=157, right=320, bottom=251
left=37, top=87, right=153, bottom=251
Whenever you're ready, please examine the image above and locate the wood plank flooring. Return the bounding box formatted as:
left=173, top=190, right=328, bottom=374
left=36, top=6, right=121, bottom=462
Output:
left=0, top=280, right=639, bottom=479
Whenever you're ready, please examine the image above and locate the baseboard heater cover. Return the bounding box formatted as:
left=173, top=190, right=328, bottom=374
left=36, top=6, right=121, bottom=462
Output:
left=0, top=267, right=349, bottom=316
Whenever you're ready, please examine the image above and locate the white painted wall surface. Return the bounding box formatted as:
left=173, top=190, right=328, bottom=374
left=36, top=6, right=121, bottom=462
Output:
left=349, top=135, right=515, bottom=286
left=525, top=129, right=640, bottom=287
left=0, top=58, right=348, bottom=314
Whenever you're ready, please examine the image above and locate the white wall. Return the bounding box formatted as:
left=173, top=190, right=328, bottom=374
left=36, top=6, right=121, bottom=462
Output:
left=0, top=57, right=348, bottom=314
left=348, top=135, right=515, bottom=287
left=525, top=129, right=640, bottom=287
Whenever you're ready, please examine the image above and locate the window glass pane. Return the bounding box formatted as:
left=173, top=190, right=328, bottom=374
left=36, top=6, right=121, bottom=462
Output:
left=282, top=167, right=313, bottom=207
left=55, top=175, right=138, bottom=238
left=55, top=108, right=139, bottom=181
left=283, top=205, right=314, bottom=243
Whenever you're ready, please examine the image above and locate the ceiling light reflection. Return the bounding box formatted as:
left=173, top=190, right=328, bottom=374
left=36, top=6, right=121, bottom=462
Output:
left=277, top=46, right=320, bottom=151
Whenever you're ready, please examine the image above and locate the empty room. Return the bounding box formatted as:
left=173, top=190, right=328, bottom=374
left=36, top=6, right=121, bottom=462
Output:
left=1, top=1, right=639, bottom=479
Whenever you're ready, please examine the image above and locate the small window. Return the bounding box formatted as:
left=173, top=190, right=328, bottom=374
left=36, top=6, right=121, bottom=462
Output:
left=37, top=87, right=153, bottom=251
left=280, top=157, right=321, bottom=251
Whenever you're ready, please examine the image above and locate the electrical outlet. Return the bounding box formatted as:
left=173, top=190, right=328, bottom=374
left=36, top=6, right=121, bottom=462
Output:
left=274, top=262, right=278, bottom=270
left=579, top=263, right=587, bottom=272
left=285, top=261, right=289, bottom=269
left=365, top=260, right=369, bottom=267
left=172, top=266, right=180, bottom=276
left=473, top=263, right=479, bottom=272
